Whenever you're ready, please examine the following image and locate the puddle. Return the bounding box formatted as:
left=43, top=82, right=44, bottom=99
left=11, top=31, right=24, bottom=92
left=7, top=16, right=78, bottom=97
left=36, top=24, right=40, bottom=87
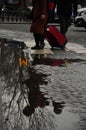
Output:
left=0, top=38, right=26, bottom=49
left=1, top=65, right=80, bottom=130
left=0, top=38, right=86, bottom=68
left=32, top=54, right=86, bottom=67
left=0, top=63, right=66, bottom=130
left=0, top=38, right=81, bottom=130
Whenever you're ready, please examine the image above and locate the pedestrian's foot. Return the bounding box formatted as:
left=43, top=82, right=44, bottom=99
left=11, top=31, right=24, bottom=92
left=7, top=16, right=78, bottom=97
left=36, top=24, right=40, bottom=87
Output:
left=39, top=42, right=45, bottom=49
left=31, top=45, right=40, bottom=49
left=61, top=46, right=66, bottom=50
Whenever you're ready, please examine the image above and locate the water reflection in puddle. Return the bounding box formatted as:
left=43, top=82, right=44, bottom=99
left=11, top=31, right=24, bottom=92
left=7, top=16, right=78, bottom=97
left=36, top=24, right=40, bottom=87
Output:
left=32, top=54, right=86, bottom=67
left=1, top=64, right=65, bottom=130
left=0, top=38, right=81, bottom=130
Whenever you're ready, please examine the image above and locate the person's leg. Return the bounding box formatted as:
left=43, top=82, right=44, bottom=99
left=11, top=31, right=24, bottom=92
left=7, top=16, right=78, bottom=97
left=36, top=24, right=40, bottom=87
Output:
left=59, top=15, right=66, bottom=35
left=32, top=33, right=45, bottom=49
left=65, top=16, right=71, bottom=34
left=59, top=15, right=68, bottom=50
left=31, top=33, right=40, bottom=49
left=38, top=33, right=45, bottom=49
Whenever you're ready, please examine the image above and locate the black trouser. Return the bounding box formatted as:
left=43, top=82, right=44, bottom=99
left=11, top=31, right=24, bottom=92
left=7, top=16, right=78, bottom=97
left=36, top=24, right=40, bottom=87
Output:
left=33, top=33, right=45, bottom=46
left=59, top=15, right=71, bottom=35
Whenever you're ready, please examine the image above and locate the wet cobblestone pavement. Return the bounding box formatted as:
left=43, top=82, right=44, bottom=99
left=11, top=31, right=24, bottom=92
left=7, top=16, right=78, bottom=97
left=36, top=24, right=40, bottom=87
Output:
left=0, top=26, right=86, bottom=130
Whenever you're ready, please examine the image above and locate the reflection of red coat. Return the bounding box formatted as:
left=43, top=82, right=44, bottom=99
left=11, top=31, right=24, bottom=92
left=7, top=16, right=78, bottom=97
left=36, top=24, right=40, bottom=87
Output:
left=30, top=0, right=48, bottom=34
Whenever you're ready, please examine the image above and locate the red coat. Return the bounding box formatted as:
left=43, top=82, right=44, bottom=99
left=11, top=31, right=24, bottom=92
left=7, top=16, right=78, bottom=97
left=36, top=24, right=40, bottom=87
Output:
left=30, top=0, right=48, bottom=34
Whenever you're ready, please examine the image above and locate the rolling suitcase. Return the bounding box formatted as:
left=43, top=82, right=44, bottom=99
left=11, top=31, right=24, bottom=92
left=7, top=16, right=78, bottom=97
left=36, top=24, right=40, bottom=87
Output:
left=44, top=25, right=67, bottom=49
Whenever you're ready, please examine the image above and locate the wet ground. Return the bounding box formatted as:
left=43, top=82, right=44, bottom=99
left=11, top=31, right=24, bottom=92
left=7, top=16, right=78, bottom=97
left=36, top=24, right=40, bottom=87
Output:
left=0, top=38, right=86, bottom=130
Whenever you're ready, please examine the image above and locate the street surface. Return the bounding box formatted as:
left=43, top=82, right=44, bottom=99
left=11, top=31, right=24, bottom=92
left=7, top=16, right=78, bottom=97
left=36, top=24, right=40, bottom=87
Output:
left=0, top=23, right=86, bottom=130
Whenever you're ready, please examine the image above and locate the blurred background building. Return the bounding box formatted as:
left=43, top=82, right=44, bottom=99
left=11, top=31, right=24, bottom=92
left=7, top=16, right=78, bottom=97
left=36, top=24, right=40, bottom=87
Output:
left=0, top=0, right=32, bottom=22
left=0, top=0, right=32, bottom=10
left=0, top=0, right=86, bottom=23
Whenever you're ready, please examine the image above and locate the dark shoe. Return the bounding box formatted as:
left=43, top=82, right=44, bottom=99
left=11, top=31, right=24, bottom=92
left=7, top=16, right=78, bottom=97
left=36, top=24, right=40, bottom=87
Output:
left=39, top=42, right=45, bottom=49
left=31, top=45, right=40, bottom=49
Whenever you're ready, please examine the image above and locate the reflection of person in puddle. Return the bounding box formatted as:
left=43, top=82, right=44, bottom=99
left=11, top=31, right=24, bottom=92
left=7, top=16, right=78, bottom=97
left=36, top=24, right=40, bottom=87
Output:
left=23, top=78, right=49, bottom=117
left=22, top=69, right=65, bottom=116
left=52, top=101, right=65, bottom=115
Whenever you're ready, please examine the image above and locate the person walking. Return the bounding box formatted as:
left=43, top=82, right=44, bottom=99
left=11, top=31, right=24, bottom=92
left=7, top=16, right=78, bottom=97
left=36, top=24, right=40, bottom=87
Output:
left=56, top=0, right=77, bottom=35
left=30, top=0, right=48, bottom=49
left=48, top=0, right=57, bottom=22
